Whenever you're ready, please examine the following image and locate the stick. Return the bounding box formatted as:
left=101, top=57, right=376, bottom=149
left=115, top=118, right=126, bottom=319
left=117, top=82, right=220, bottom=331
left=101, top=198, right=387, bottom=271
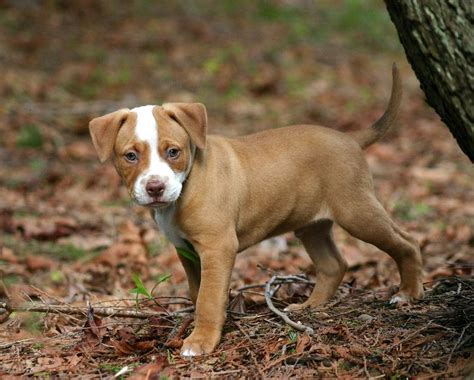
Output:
left=164, top=316, right=194, bottom=348
left=1, top=301, right=168, bottom=319
left=446, top=322, right=471, bottom=366
left=264, top=275, right=314, bottom=335
left=0, top=338, right=35, bottom=350
left=237, top=277, right=315, bottom=292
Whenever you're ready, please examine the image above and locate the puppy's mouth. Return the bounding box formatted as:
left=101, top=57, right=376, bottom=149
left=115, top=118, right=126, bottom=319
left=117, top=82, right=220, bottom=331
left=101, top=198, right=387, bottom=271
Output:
left=143, top=200, right=170, bottom=208
left=131, top=195, right=171, bottom=208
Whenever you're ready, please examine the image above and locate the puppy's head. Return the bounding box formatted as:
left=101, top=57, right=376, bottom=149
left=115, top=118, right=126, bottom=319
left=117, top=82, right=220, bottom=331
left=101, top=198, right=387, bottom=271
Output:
left=89, top=103, right=207, bottom=208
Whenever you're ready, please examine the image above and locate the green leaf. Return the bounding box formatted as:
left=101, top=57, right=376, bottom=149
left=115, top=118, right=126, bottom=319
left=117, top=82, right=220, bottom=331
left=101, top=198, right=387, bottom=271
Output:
left=150, top=273, right=172, bottom=297
left=176, top=245, right=200, bottom=264
left=288, top=330, right=298, bottom=343
left=157, top=273, right=172, bottom=284
left=130, top=273, right=153, bottom=299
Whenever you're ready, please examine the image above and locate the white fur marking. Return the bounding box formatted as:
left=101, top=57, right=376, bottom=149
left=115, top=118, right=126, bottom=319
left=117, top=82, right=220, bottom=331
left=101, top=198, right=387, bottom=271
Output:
left=153, top=206, right=186, bottom=247
left=181, top=348, right=197, bottom=357
left=389, top=294, right=409, bottom=304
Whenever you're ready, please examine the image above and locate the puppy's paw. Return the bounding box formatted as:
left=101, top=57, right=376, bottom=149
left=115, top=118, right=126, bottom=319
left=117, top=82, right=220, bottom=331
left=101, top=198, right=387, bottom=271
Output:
left=181, top=341, right=205, bottom=357
left=284, top=298, right=327, bottom=312
left=180, top=330, right=220, bottom=358
left=389, top=294, right=411, bottom=305
left=389, top=288, right=424, bottom=305
left=284, top=303, right=307, bottom=312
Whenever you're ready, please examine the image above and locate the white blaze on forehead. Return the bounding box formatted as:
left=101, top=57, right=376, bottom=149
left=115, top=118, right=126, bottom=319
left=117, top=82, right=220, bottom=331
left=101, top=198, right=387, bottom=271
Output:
left=131, top=105, right=168, bottom=176
left=130, top=105, right=185, bottom=206
left=132, top=105, right=158, bottom=144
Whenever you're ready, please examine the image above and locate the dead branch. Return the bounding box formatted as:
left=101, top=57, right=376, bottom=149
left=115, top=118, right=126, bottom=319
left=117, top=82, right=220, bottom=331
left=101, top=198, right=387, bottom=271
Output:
left=164, top=316, right=194, bottom=348
left=1, top=301, right=168, bottom=320
left=264, top=275, right=314, bottom=335
left=237, top=276, right=315, bottom=292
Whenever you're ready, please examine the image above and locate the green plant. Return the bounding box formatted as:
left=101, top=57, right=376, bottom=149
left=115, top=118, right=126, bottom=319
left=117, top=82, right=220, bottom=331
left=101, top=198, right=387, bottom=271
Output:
left=175, top=240, right=200, bottom=264
left=130, top=273, right=171, bottom=309
left=288, top=329, right=298, bottom=343
left=50, top=270, right=65, bottom=284
left=131, top=273, right=154, bottom=300
left=16, top=124, right=43, bottom=149
left=166, top=349, right=175, bottom=364
left=393, top=200, right=433, bottom=221
left=151, top=273, right=172, bottom=295
left=24, top=312, right=45, bottom=333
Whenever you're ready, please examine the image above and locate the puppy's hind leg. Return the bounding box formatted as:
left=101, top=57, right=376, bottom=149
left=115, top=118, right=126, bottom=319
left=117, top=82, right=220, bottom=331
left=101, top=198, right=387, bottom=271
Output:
left=334, top=194, right=424, bottom=304
left=285, top=219, right=348, bottom=312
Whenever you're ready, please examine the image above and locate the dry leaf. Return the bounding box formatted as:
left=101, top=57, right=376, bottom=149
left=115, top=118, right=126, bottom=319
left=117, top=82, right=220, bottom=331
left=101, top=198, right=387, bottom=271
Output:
left=296, top=332, right=311, bottom=354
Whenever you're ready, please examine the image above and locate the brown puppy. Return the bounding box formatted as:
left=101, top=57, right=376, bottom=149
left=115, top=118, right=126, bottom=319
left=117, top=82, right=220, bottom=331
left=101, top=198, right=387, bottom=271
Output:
left=89, top=65, right=424, bottom=357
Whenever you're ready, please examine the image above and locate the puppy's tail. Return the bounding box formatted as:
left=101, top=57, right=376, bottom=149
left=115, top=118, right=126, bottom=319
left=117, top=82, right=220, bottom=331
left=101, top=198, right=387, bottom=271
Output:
left=351, top=63, right=402, bottom=149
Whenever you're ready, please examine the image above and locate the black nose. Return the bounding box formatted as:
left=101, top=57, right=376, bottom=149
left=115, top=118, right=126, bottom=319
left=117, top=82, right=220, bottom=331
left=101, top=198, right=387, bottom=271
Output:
left=146, top=180, right=165, bottom=197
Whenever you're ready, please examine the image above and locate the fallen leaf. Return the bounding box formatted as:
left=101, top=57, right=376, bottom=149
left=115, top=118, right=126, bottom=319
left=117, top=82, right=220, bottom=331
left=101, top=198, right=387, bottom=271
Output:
left=29, top=356, right=64, bottom=374
left=25, top=255, right=55, bottom=271
left=295, top=332, right=311, bottom=354
left=229, top=292, right=247, bottom=314
left=128, top=356, right=168, bottom=380
left=15, top=216, right=77, bottom=241
left=59, top=141, right=96, bottom=160
left=91, top=221, right=149, bottom=270
left=111, top=326, right=157, bottom=355
left=0, top=247, right=18, bottom=263
left=74, top=308, right=105, bottom=351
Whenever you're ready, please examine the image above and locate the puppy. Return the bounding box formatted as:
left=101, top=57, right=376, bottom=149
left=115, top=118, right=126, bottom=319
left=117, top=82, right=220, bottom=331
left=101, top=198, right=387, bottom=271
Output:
left=89, top=65, right=424, bottom=357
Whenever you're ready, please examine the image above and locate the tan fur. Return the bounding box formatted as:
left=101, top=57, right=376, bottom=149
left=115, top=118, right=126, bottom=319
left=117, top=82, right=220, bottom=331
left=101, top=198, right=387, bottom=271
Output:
left=153, top=107, right=195, bottom=173
left=111, top=112, right=148, bottom=191
left=89, top=65, right=424, bottom=356
left=89, top=108, right=130, bottom=162
left=351, top=64, right=402, bottom=148
left=162, top=103, right=207, bottom=149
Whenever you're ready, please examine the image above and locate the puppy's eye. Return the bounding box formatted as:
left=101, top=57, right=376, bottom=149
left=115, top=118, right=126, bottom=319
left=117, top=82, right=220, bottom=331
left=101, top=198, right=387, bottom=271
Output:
left=166, top=147, right=180, bottom=160
left=124, top=152, right=138, bottom=162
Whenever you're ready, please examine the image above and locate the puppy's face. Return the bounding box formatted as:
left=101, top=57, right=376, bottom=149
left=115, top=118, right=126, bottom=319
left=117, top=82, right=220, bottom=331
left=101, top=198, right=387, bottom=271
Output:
left=89, top=103, right=207, bottom=208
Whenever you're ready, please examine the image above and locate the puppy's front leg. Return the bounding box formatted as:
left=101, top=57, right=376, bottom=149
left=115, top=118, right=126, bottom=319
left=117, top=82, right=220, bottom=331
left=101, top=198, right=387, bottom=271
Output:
left=180, top=236, right=237, bottom=357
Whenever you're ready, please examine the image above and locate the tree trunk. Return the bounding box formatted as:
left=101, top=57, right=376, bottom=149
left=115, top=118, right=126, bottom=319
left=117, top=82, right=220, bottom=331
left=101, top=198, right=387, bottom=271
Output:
left=385, top=0, right=474, bottom=162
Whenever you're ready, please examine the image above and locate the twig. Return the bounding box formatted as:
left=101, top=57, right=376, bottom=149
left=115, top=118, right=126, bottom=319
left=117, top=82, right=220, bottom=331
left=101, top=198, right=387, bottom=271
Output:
left=264, top=275, right=314, bottom=334
left=386, top=321, right=433, bottom=351
left=262, top=350, right=313, bottom=372
left=173, top=306, right=195, bottom=314
left=446, top=322, right=470, bottom=366
left=363, top=356, right=370, bottom=378
left=237, top=277, right=315, bottom=293
left=165, top=316, right=194, bottom=348
left=0, top=338, right=35, bottom=350
left=2, top=301, right=166, bottom=319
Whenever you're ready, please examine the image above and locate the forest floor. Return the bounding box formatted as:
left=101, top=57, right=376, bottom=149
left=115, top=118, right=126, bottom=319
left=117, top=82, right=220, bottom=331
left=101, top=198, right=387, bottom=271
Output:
left=0, top=2, right=472, bottom=378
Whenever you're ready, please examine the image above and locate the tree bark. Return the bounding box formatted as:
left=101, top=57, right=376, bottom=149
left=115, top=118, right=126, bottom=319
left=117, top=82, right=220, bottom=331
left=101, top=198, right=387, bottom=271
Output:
left=385, top=0, right=474, bottom=162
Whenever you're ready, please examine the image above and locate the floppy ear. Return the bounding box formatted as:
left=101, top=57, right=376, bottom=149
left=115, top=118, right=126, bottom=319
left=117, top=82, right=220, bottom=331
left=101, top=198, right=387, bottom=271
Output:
left=89, top=109, right=130, bottom=163
left=162, top=103, right=207, bottom=149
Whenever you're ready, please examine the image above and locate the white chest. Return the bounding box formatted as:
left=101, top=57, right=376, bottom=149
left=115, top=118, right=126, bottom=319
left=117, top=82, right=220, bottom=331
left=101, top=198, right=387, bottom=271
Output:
left=153, top=206, right=186, bottom=247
